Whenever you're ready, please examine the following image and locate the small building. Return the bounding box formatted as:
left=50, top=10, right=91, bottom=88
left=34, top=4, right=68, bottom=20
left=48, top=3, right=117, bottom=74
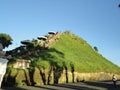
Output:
left=13, top=59, right=31, bottom=69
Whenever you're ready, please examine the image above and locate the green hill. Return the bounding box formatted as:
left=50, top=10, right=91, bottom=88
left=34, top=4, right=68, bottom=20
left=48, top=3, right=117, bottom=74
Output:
left=4, top=31, right=120, bottom=86
left=37, top=32, right=120, bottom=73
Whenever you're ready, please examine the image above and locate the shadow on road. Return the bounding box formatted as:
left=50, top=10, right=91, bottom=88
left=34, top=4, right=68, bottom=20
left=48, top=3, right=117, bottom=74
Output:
left=1, top=87, right=26, bottom=90
left=49, top=83, right=98, bottom=90
left=1, top=80, right=120, bottom=90
left=84, top=80, right=120, bottom=90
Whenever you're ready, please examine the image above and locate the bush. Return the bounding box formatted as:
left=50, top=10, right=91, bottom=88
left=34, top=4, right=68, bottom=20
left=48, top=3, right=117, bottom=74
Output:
left=15, top=81, right=24, bottom=87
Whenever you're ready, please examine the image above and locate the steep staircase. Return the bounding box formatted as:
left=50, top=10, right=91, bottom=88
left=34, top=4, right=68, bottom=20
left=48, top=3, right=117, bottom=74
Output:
left=45, top=33, right=62, bottom=48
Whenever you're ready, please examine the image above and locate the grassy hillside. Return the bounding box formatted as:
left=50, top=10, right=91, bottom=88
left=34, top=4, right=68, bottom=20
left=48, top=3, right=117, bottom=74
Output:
left=35, top=32, right=120, bottom=73
left=4, top=32, right=120, bottom=86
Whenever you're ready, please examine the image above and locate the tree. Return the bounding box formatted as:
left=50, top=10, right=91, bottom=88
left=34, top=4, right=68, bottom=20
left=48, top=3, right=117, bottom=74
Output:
left=0, top=33, right=13, bottom=49
left=118, top=4, right=120, bottom=8
left=93, top=46, right=98, bottom=52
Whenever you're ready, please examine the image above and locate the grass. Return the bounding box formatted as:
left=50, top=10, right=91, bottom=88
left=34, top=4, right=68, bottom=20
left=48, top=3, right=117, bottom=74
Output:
left=7, top=32, right=120, bottom=75
left=47, top=33, right=120, bottom=73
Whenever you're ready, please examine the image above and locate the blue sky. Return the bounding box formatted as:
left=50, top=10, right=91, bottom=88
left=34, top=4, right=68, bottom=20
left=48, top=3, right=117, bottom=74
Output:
left=0, top=0, right=120, bottom=66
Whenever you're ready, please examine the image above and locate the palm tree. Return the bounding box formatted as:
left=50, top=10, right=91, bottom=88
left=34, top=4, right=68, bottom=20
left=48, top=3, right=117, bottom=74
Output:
left=0, top=33, right=12, bottom=49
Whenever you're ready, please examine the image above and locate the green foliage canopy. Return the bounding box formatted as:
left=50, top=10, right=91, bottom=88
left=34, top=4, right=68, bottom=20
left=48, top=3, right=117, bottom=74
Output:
left=0, top=33, right=13, bottom=48
left=93, top=46, right=98, bottom=52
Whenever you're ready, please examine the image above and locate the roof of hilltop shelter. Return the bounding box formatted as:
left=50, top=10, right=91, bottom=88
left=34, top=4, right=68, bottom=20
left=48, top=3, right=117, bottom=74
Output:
left=21, top=40, right=34, bottom=45
left=37, top=36, right=47, bottom=40
left=48, top=31, right=56, bottom=35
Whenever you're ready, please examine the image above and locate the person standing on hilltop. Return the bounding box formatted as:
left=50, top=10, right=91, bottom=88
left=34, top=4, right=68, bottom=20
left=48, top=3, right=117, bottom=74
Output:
left=112, top=74, right=117, bottom=87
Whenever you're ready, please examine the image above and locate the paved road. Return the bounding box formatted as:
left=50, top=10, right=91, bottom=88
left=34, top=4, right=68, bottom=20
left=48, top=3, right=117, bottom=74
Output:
left=1, top=80, right=120, bottom=90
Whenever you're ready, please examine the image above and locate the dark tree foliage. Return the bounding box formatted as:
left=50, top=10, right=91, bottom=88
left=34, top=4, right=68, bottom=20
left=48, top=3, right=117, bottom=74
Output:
left=0, top=33, right=13, bottom=48
left=93, top=46, right=98, bottom=52
left=118, top=4, right=120, bottom=8
left=64, top=30, right=71, bottom=34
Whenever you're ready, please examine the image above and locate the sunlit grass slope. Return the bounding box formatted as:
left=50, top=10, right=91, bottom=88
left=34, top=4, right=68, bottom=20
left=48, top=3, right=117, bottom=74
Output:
left=46, top=33, right=120, bottom=73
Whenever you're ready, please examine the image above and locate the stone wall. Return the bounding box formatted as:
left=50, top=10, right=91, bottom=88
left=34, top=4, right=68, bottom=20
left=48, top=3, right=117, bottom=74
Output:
left=5, top=68, right=120, bottom=86
left=34, top=69, right=120, bottom=85
left=59, top=71, right=120, bottom=83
